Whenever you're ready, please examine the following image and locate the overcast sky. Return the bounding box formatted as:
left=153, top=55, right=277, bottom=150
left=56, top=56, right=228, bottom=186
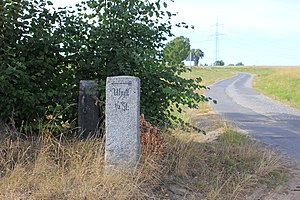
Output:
left=51, top=0, right=300, bottom=66
left=169, top=0, right=300, bottom=66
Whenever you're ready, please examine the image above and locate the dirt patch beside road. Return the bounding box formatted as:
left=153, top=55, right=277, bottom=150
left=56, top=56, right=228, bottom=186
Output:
left=242, top=159, right=300, bottom=200
left=263, top=160, right=300, bottom=200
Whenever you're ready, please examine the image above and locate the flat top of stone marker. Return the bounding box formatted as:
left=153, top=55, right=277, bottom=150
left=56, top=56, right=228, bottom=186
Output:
left=107, top=76, right=140, bottom=80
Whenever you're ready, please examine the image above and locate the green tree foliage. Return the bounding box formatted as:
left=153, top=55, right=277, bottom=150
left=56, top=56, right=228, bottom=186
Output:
left=190, top=49, right=204, bottom=66
left=236, top=62, right=244, bottom=66
left=214, top=60, right=225, bottom=66
left=163, top=36, right=190, bottom=66
left=0, top=0, right=208, bottom=128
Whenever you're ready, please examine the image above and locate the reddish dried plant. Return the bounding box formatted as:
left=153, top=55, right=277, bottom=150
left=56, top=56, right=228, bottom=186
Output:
left=140, top=114, right=166, bottom=156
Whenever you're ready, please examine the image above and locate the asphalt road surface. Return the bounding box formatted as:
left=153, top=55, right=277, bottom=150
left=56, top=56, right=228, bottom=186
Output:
left=206, top=72, right=300, bottom=161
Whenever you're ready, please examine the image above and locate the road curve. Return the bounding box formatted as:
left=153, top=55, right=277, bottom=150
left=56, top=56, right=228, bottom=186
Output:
left=206, top=72, right=300, bottom=161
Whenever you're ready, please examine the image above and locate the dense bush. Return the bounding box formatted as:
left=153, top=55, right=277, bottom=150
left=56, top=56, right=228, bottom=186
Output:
left=214, top=60, right=225, bottom=66
left=0, top=0, right=76, bottom=124
left=236, top=62, right=244, bottom=66
left=0, top=0, right=207, bottom=128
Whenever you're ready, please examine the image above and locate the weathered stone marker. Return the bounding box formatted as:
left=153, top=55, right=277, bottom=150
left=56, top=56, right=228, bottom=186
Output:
left=105, top=76, right=140, bottom=169
left=78, top=80, right=100, bottom=139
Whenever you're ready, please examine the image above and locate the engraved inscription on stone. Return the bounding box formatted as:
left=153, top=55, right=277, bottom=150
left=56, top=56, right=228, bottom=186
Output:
left=105, top=76, right=140, bottom=170
left=111, top=88, right=130, bottom=111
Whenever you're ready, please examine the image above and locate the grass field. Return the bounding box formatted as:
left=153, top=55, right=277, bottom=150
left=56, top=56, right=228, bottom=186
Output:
left=250, top=66, right=300, bottom=109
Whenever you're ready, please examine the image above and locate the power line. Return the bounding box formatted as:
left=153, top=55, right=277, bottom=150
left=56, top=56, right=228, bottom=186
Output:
left=210, top=18, right=224, bottom=62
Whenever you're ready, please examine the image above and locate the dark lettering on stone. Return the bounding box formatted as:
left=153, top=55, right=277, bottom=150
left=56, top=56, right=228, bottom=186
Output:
left=115, top=101, right=129, bottom=111
left=111, top=88, right=130, bottom=99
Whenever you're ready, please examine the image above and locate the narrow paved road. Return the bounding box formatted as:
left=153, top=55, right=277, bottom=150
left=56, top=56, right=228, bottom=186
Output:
left=206, top=73, right=300, bottom=161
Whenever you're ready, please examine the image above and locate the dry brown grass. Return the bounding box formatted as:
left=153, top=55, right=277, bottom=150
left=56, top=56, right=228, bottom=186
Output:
left=190, top=129, right=284, bottom=200
left=0, top=124, right=285, bottom=199
left=0, top=133, right=164, bottom=199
